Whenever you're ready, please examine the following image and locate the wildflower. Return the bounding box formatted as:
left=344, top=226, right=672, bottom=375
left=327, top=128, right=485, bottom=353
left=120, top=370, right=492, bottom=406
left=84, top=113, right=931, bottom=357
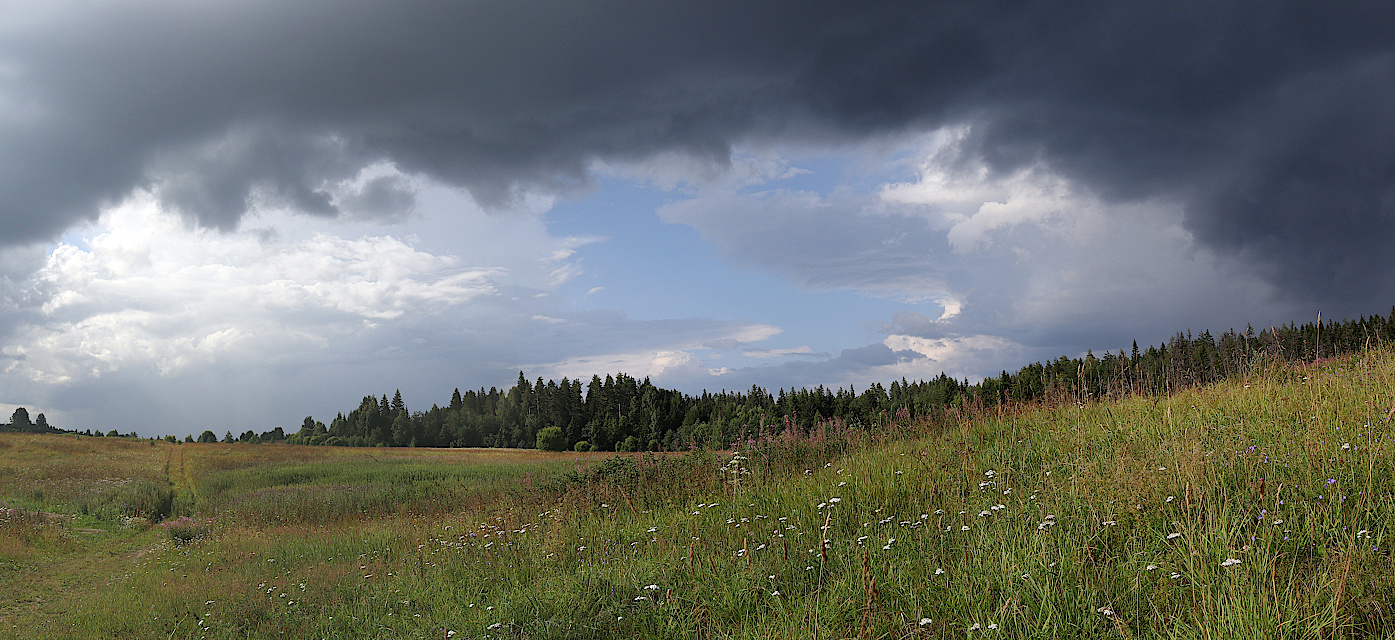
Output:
left=643, top=584, right=659, bottom=590
left=1167, top=533, right=1181, bottom=540
left=1102, top=520, right=1117, bottom=526
left=1273, top=519, right=1283, bottom=525
left=961, top=525, right=971, bottom=531
left=634, top=596, right=648, bottom=601
left=1342, top=443, right=1351, bottom=450
left=1220, top=558, right=1242, bottom=567
left=984, top=470, right=996, bottom=477
left=1170, top=572, right=1181, bottom=579
left=978, top=510, right=992, bottom=517
left=771, top=590, right=780, bottom=596
left=988, top=623, right=999, bottom=629
left=1097, top=606, right=1115, bottom=616
left=829, top=497, right=842, bottom=503
left=1166, top=495, right=1175, bottom=503
left=935, top=568, right=945, bottom=575
left=969, top=623, right=982, bottom=631
left=920, top=618, right=933, bottom=626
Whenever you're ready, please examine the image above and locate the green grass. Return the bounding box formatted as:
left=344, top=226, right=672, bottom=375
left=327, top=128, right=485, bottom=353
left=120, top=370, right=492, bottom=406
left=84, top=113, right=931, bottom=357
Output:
left=5, top=351, right=1395, bottom=638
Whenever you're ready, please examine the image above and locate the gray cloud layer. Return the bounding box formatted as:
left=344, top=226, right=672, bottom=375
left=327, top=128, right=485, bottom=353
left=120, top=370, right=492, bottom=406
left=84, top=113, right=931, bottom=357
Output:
left=3, top=0, right=1394, bottom=314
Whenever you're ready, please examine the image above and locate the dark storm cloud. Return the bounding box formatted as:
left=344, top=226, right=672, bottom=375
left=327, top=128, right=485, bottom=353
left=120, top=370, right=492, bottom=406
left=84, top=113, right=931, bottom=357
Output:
left=4, top=0, right=1395, bottom=309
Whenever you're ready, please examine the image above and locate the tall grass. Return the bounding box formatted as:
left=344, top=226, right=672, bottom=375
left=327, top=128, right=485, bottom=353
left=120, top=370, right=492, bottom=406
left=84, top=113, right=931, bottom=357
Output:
left=6, top=350, right=1395, bottom=638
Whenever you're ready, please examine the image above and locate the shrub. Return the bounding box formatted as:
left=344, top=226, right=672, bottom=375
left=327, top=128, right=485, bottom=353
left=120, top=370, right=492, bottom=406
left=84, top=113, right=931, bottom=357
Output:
left=573, top=440, right=591, bottom=452
left=159, top=516, right=213, bottom=544
left=536, top=426, right=567, bottom=451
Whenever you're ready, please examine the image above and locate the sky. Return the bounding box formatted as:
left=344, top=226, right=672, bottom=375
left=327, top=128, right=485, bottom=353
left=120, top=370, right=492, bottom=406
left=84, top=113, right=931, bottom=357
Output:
left=1, top=0, right=1393, bottom=436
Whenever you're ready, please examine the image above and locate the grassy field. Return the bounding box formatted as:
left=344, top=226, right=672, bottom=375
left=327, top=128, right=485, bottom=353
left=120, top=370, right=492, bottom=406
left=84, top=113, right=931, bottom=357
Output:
left=4, top=349, right=1395, bottom=638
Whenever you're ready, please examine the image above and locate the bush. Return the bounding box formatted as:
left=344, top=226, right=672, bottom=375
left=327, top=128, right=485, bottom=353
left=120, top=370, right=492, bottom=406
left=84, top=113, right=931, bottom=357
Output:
left=573, top=440, right=591, bottom=452
left=536, top=426, right=567, bottom=451
left=159, top=516, right=213, bottom=544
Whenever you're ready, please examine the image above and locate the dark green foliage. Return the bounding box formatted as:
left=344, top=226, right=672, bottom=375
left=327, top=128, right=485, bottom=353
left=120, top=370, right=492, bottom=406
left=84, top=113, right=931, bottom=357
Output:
left=0, top=408, right=65, bottom=434
left=197, top=430, right=218, bottom=443
left=10, top=407, right=30, bottom=429
left=535, top=426, right=566, bottom=451
left=294, top=308, right=1395, bottom=453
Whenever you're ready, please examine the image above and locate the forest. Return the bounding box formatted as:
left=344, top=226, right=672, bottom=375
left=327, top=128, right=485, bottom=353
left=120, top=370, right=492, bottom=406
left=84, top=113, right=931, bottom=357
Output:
left=257, top=309, right=1395, bottom=452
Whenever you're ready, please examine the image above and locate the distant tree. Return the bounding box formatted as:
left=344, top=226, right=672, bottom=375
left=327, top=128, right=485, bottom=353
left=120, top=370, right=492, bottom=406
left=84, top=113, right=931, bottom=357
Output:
left=391, top=412, right=412, bottom=447
left=297, top=416, right=317, bottom=438
left=535, top=426, right=566, bottom=451
left=10, top=407, right=31, bottom=430
left=223, top=431, right=234, bottom=443
left=197, top=430, right=218, bottom=443
left=92, top=429, right=104, bottom=437
left=164, top=435, right=178, bottom=443
left=34, top=413, right=48, bottom=431
left=107, top=429, right=119, bottom=437
left=573, top=440, right=590, bottom=452
left=184, top=434, right=195, bottom=443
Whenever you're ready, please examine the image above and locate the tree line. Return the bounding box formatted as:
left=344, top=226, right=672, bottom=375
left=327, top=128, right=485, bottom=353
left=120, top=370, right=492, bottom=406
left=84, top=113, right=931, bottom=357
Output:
left=0, top=407, right=57, bottom=433
left=1, top=406, right=139, bottom=438
left=257, top=308, right=1394, bottom=452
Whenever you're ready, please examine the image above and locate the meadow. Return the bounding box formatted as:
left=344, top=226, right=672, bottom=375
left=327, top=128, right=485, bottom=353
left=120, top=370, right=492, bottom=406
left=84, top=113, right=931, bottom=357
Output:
left=3, top=348, right=1395, bottom=638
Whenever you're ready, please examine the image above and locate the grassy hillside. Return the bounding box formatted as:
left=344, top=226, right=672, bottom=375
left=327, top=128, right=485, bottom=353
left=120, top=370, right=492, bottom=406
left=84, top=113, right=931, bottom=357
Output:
left=4, top=349, right=1395, bottom=638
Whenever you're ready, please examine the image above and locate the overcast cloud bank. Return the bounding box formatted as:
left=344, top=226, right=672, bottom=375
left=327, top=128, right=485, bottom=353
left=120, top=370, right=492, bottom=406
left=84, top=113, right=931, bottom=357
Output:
left=1, top=1, right=1390, bottom=434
